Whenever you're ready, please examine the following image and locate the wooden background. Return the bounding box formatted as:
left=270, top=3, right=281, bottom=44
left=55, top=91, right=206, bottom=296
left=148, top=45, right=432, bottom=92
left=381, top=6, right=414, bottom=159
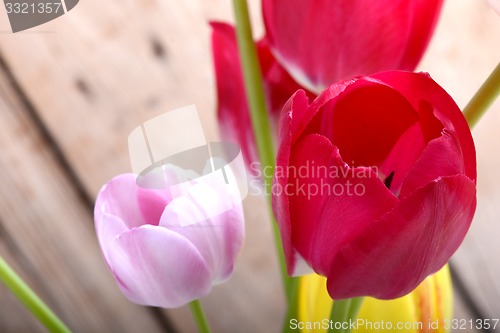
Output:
left=0, top=0, right=499, bottom=332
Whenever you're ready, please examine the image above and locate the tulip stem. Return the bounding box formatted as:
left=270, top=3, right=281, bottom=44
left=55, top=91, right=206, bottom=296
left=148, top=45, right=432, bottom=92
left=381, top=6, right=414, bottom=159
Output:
left=463, top=62, right=500, bottom=128
left=232, top=0, right=293, bottom=296
left=0, top=256, right=71, bottom=333
left=189, top=300, right=212, bottom=333
left=328, top=297, right=364, bottom=333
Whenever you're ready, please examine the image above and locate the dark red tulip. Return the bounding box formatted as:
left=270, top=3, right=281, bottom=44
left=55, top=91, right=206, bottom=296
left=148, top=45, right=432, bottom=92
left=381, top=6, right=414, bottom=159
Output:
left=272, top=71, right=476, bottom=299
left=263, top=0, right=444, bottom=92
left=211, top=22, right=314, bottom=175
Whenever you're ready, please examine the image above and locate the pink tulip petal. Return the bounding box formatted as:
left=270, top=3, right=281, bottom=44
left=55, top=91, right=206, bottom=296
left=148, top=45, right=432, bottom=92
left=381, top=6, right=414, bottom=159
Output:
left=94, top=211, right=128, bottom=265
left=107, top=225, right=211, bottom=308
left=288, top=133, right=399, bottom=276
left=372, top=71, right=476, bottom=181
left=95, top=174, right=171, bottom=229
left=327, top=174, right=476, bottom=300
left=160, top=183, right=244, bottom=284
left=487, top=0, right=500, bottom=15
left=263, top=0, right=443, bottom=91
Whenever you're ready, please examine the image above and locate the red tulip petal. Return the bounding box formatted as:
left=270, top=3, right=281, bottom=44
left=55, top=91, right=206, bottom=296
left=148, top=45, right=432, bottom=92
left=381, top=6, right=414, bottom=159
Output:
left=378, top=100, right=444, bottom=195
left=273, top=89, right=313, bottom=274
left=211, top=22, right=313, bottom=174
left=372, top=71, right=476, bottom=181
left=327, top=174, right=476, bottom=300
left=211, top=22, right=258, bottom=174
left=263, top=0, right=443, bottom=91
left=399, top=132, right=464, bottom=198
left=377, top=123, right=426, bottom=195
left=305, top=80, right=419, bottom=168
left=398, top=1, right=444, bottom=70
left=288, top=133, right=399, bottom=276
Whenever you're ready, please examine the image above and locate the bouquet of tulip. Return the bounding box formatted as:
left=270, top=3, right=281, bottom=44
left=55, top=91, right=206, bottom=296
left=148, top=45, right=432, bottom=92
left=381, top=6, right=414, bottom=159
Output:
left=0, top=1, right=498, bottom=333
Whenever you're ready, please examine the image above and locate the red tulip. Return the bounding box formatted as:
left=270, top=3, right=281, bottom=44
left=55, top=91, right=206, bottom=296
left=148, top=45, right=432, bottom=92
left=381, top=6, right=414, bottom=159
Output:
left=263, top=0, right=444, bottom=92
left=211, top=22, right=314, bottom=175
left=272, top=71, right=476, bottom=300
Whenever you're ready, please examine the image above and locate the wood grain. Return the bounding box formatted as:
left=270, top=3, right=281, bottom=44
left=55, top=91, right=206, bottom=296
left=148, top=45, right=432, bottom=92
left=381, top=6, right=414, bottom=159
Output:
left=0, top=65, right=164, bottom=332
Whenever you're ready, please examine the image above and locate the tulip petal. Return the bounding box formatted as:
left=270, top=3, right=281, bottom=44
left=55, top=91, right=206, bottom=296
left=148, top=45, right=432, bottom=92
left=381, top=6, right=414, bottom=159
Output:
left=327, top=174, right=476, bottom=300
left=289, top=133, right=399, bottom=276
left=273, top=89, right=321, bottom=274
left=106, top=225, right=211, bottom=308
left=400, top=132, right=464, bottom=198
left=306, top=80, right=419, bottom=168
left=263, top=0, right=443, bottom=92
left=95, top=174, right=171, bottom=229
left=372, top=71, right=476, bottom=181
left=94, top=211, right=128, bottom=266
left=160, top=183, right=244, bottom=283
left=211, top=22, right=314, bottom=174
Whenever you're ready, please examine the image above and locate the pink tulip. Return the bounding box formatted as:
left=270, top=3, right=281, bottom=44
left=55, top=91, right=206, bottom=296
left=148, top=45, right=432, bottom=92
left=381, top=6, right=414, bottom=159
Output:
left=488, top=0, right=500, bottom=15
left=211, top=22, right=315, bottom=175
left=94, top=173, right=244, bottom=308
left=272, top=71, right=476, bottom=300
left=263, top=0, right=444, bottom=92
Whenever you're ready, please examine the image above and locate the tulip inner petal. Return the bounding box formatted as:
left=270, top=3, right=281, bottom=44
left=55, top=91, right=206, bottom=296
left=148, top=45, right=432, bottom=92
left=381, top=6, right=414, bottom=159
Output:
left=307, top=82, right=419, bottom=169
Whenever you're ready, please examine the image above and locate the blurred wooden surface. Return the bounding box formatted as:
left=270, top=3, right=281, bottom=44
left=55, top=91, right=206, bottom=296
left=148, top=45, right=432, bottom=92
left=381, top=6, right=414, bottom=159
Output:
left=0, top=0, right=498, bottom=332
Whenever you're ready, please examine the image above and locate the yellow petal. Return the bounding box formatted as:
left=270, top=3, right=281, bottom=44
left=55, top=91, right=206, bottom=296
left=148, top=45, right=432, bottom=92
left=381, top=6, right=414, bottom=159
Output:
left=298, top=265, right=453, bottom=333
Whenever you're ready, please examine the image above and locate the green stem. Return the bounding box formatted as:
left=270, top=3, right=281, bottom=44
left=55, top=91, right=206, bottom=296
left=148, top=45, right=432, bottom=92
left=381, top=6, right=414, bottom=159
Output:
left=346, top=297, right=364, bottom=326
left=328, top=297, right=364, bottom=333
left=232, top=0, right=291, bottom=295
left=0, top=256, right=71, bottom=333
left=281, top=277, right=300, bottom=333
left=463, top=62, right=500, bottom=128
left=189, top=300, right=211, bottom=333
left=329, top=299, right=352, bottom=333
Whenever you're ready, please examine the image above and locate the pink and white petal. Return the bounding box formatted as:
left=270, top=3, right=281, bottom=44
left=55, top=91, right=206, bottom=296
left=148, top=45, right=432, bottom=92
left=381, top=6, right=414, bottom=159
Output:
left=95, top=174, right=170, bottom=228
left=107, top=225, right=211, bottom=308
left=487, top=0, right=500, bottom=15
left=288, top=133, right=399, bottom=276
left=327, top=174, right=476, bottom=300
left=160, top=183, right=245, bottom=283
left=94, top=211, right=128, bottom=265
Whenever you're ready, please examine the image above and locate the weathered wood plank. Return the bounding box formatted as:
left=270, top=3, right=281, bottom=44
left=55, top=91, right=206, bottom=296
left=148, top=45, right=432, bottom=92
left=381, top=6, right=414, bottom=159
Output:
left=0, top=1, right=285, bottom=332
left=0, top=66, right=164, bottom=332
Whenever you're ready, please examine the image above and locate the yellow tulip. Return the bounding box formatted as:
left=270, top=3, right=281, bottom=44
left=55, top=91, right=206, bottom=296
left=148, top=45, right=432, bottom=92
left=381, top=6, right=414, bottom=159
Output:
left=297, top=265, right=453, bottom=333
